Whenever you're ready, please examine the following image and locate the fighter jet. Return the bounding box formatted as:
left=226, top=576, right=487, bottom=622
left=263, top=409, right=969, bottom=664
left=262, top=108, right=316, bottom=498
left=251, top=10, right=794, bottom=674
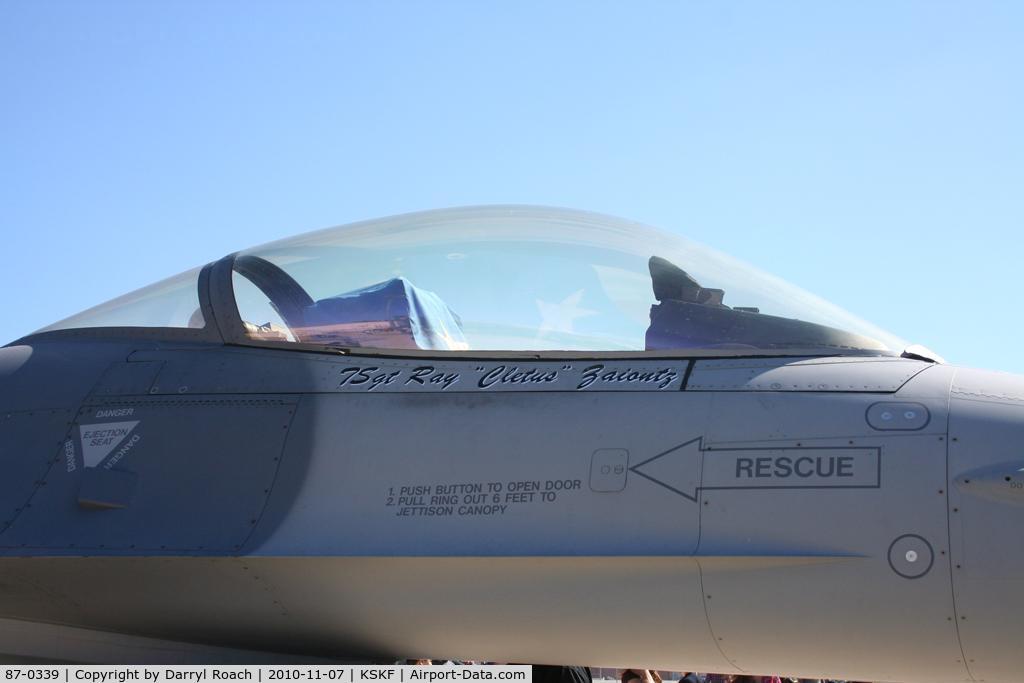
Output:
left=0, top=206, right=1019, bottom=681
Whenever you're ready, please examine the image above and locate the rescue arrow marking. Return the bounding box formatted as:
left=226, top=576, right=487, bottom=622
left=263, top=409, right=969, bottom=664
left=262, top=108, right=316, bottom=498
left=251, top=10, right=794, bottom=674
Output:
left=629, top=437, right=881, bottom=503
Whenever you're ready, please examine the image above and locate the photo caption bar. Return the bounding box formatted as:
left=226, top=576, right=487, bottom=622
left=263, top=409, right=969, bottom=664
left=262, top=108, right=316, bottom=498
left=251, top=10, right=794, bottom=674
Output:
left=0, top=667, right=532, bottom=683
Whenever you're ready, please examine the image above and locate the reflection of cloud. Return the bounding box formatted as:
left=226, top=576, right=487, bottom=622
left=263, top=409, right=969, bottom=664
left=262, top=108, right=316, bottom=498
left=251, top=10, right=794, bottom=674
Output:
left=536, top=290, right=597, bottom=335
left=592, top=264, right=653, bottom=325
left=446, top=252, right=467, bottom=260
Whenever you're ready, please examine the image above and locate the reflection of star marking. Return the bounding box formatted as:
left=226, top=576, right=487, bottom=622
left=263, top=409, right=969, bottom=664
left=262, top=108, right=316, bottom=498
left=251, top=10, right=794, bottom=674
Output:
left=536, top=290, right=598, bottom=335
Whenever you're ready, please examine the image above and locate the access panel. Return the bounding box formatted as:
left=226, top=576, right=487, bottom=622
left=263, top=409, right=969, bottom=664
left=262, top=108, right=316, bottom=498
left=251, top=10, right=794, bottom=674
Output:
left=3, top=396, right=297, bottom=552
left=696, top=387, right=962, bottom=683
left=0, top=410, right=74, bottom=539
left=948, top=368, right=1024, bottom=683
left=251, top=387, right=722, bottom=671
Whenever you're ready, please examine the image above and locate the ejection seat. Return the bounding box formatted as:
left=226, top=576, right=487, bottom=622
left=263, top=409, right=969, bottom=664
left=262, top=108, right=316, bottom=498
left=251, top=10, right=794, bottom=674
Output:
left=299, top=277, right=468, bottom=351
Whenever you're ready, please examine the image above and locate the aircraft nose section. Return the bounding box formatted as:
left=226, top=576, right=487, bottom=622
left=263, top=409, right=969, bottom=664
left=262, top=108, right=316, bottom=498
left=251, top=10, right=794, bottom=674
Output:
left=949, top=367, right=1024, bottom=504
left=946, top=366, right=1024, bottom=683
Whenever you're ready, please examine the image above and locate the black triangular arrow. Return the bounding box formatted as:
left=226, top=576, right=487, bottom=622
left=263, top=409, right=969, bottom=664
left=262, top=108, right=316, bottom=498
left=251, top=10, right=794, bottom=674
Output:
left=629, top=437, right=703, bottom=502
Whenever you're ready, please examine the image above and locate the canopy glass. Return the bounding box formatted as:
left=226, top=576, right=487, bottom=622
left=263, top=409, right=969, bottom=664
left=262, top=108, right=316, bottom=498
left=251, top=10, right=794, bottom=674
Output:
left=231, top=206, right=904, bottom=354
left=37, top=207, right=906, bottom=355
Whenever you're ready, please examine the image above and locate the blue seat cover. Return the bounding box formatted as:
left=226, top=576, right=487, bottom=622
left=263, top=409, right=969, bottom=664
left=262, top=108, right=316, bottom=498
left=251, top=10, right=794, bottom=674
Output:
left=302, top=277, right=467, bottom=350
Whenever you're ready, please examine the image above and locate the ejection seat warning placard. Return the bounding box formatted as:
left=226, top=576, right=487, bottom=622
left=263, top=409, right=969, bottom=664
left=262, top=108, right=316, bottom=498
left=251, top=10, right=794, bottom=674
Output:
left=385, top=479, right=584, bottom=518
left=335, top=360, right=686, bottom=392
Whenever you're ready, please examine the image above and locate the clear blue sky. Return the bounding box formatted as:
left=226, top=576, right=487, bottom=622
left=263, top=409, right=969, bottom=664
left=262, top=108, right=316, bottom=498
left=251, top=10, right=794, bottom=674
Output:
left=2, top=1, right=1021, bottom=371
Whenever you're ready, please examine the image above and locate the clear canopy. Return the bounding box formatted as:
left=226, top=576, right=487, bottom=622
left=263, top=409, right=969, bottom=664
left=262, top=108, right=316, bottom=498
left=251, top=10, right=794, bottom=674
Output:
left=36, top=267, right=205, bottom=333
left=231, top=206, right=906, bottom=354
left=34, top=206, right=907, bottom=354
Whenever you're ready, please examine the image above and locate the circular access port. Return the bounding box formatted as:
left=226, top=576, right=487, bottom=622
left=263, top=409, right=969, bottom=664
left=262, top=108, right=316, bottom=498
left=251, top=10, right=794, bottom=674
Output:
left=888, top=534, right=934, bottom=579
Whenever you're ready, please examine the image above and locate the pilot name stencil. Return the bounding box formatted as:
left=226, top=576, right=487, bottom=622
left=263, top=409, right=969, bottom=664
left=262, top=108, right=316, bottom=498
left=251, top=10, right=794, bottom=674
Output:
left=336, top=360, right=686, bottom=393
left=386, top=479, right=583, bottom=518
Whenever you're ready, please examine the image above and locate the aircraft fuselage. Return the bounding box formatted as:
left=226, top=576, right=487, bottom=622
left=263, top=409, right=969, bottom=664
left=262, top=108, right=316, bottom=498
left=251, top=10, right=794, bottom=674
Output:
left=1, top=337, right=1022, bottom=682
